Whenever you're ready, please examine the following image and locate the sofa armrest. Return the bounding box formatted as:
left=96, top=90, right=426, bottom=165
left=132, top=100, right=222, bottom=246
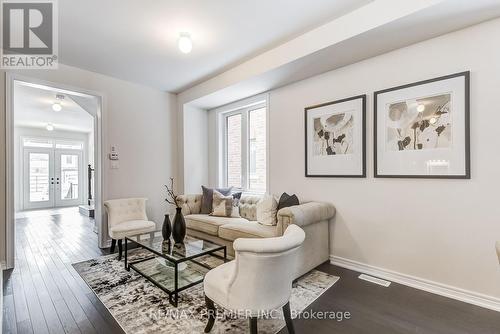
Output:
left=276, top=202, right=335, bottom=235
left=176, top=194, right=202, bottom=216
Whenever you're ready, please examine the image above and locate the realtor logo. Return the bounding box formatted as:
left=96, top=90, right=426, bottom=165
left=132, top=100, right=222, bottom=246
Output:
left=1, top=0, right=58, bottom=69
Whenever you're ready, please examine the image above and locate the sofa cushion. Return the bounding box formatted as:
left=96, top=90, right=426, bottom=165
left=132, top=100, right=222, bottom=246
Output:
left=185, top=214, right=249, bottom=236
left=218, top=221, right=277, bottom=241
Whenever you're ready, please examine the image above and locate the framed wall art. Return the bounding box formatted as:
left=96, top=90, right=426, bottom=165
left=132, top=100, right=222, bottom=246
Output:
left=374, top=71, right=470, bottom=178
left=305, top=95, right=366, bottom=177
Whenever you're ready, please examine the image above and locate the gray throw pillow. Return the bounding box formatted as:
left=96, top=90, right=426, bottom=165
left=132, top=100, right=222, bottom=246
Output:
left=201, top=186, right=232, bottom=214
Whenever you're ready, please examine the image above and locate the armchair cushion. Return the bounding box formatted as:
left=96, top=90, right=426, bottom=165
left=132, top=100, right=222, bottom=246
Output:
left=108, top=220, right=156, bottom=239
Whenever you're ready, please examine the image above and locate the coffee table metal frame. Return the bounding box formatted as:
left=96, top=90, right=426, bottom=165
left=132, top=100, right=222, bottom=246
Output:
left=124, top=233, right=227, bottom=307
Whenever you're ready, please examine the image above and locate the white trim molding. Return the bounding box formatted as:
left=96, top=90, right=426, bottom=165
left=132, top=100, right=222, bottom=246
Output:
left=330, top=255, right=500, bottom=312
left=5, top=73, right=107, bottom=269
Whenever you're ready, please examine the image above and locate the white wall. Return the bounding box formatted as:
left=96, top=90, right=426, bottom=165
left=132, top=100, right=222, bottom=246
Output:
left=267, top=18, right=500, bottom=299
left=183, top=104, right=208, bottom=193
left=0, top=64, right=177, bottom=262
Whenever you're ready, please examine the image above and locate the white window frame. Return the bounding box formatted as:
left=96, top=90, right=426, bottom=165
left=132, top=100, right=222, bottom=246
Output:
left=215, top=93, right=269, bottom=194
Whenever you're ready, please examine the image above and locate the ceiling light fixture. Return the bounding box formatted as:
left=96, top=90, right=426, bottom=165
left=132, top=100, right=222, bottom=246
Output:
left=417, top=104, right=425, bottom=113
left=52, top=102, right=62, bottom=111
left=46, top=123, right=54, bottom=131
left=52, top=94, right=65, bottom=111
left=178, top=32, right=193, bottom=54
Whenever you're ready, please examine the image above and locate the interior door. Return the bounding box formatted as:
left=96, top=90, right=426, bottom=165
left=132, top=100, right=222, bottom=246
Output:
left=55, top=149, right=83, bottom=207
left=23, top=148, right=55, bottom=210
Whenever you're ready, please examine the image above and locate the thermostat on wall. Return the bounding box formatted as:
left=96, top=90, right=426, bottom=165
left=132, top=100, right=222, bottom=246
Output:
left=109, top=145, right=119, bottom=160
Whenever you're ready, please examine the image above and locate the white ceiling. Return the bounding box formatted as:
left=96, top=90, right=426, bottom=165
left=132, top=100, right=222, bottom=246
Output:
left=14, top=82, right=94, bottom=133
left=181, top=0, right=500, bottom=109
left=59, top=0, right=373, bottom=92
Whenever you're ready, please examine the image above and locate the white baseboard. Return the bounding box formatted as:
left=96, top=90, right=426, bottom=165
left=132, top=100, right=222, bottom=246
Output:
left=330, top=255, right=500, bottom=312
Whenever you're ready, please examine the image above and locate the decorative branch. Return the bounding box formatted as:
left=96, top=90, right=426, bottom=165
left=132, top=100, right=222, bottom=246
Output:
left=164, top=177, right=180, bottom=208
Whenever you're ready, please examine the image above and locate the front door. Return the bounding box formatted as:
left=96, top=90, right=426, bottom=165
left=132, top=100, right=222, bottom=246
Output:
left=55, top=150, right=83, bottom=207
left=22, top=145, right=84, bottom=210
left=23, top=148, right=54, bottom=210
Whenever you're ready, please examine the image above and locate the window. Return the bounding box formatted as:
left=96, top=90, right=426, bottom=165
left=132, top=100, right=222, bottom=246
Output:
left=55, top=140, right=84, bottom=150
left=23, top=138, right=53, bottom=148
left=22, top=137, right=84, bottom=150
left=226, top=114, right=242, bottom=188
left=222, top=101, right=267, bottom=192
left=248, top=107, right=266, bottom=191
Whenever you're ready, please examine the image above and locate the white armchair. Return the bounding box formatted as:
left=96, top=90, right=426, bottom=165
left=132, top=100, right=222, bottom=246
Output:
left=203, top=225, right=306, bottom=334
left=103, top=198, right=156, bottom=260
left=496, top=241, right=500, bottom=264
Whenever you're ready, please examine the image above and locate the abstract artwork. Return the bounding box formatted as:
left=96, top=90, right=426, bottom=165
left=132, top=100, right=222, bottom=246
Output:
left=305, top=95, right=366, bottom=177
left=386, top=94, right=451, bottom=151
left=313, top=112, right=354, bottom=156
left=375, top=71, right=470, bottom=178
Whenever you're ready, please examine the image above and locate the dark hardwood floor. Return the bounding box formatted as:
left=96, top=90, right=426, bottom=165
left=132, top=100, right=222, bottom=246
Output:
left=279, top=263, right=500, bottom=334
left=3, top=208, right=499, bottom=334
left=2, top=208, right=124, bottom=334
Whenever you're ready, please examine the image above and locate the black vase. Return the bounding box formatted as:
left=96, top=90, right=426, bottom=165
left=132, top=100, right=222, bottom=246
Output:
left=162, top=214, right=171, bottom=240
left=172, top=207, right=186, bottom=244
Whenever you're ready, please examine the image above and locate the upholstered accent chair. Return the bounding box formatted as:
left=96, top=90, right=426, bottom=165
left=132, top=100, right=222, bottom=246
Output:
left=103, top=198, right=156, bottom=260
left=496, top=241, right=500, bottom=264
left=203, top=225, right=306, bottom=334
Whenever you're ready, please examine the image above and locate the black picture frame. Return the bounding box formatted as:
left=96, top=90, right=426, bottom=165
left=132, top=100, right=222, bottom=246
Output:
left=374, top=71, right=470, bottom=179
left=305, top=94, right=366, bottom=178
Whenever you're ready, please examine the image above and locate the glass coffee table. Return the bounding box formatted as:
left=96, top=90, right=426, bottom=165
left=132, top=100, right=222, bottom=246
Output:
left=124, top=232, right=227, bottom=307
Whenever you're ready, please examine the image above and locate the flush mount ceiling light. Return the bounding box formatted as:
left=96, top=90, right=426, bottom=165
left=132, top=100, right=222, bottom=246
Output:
left=46, top=123, right=54, bottom=131
left=52, top=94, right=65, bottom=111
left=52, top=102, right=62, bottom=111
left=417, top=104, right=425, bottom=113
left=178, top=32, right=193, bottom=54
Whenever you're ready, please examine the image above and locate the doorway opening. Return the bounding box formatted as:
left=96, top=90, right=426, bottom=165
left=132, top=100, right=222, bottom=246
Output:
left=6, top=75, right=104, bottom=269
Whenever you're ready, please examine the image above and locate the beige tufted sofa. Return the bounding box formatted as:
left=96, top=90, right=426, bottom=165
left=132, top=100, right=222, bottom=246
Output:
left=176, top=194, right=335, bottom=278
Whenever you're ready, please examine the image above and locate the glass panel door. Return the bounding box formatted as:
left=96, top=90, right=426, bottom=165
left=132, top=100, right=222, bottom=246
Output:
left=55, top=150, right=83, bottom=207
left=23, top=148, right=54, bottom=210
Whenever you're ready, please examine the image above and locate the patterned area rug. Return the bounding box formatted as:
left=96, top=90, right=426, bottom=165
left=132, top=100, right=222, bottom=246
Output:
left=73, top=249, right=339, bottom=334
